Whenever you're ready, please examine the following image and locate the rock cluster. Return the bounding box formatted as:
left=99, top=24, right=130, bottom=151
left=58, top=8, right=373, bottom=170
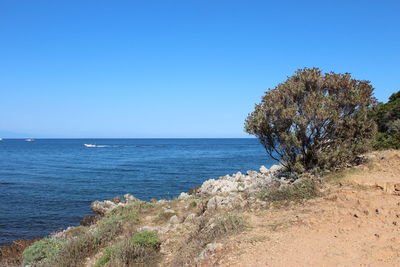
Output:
left=90, top=194, right=139, bottom=215
left=89, top=165, right=287, bottom=219
left=196, top=165, right=282, bottom=196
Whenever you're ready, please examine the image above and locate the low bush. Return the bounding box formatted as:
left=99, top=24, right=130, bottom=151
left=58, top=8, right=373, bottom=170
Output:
left=22, top=238, right=66, bottom=266
left=107, top=204, right=140, bottom=223
left=258, top=179, right=319, bottom=202
left=131, top=230, right=161, bottom=249
left=93, top=246, right=114, bottom=267
left=52, top=216, right=123, bottom=267
left=96, top=231, right=161, bottom=267
left=94, top=215, right=123, bottom=243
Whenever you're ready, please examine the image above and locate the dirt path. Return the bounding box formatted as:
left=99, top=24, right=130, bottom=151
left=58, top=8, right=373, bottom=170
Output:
left=209, top=150, right=400, bottom=267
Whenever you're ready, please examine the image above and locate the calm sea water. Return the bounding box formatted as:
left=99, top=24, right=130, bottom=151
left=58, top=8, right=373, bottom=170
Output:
left=0, top=138, right=273, bottom=246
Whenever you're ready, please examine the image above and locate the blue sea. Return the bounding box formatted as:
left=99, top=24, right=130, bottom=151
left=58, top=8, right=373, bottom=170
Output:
left=0, top=138, right=274, bottom=246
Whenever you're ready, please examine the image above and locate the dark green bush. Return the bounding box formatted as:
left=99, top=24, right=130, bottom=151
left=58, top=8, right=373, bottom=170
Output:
left=371, top=90, right=400, bottom=149
left=245, top=68, right=377, bottom=172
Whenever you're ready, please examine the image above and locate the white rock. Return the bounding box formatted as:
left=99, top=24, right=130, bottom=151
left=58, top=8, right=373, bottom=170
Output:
left=246, top=170, right=258, bottom=177
left=206, top=195, right=242, bottom=210
left=207, top=196, right=227, bottom=210
left=124, top=194, right=139, bottom=204
left=169, top=215, right=180, bottom=224
left=269, top=164, right=282, bottom=173
left=90, top=200, right=118, bottom=215
left=178, top=192, right=191, bottom=200
left=184, top=213, right=197, bottom=224
left=259, top=165, right=269, bottom=174
left=162, top=208, right=176, bottom=214
left=233, top=171, right=244, bottom=180
left=137, top=225, right=160, bottom=233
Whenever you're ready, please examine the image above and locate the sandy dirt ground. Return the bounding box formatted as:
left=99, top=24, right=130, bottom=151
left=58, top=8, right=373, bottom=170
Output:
left=205, top=150, right=400, bottom=267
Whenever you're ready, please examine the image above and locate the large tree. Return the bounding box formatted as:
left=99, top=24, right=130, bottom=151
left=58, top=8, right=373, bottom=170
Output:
left=245, top=68, right=377, bottom=172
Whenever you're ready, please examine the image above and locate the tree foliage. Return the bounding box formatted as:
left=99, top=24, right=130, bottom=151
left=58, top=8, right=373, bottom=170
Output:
left=245, top=68, right=377, bottom=172
left=371, top=90, right=400, bottom=149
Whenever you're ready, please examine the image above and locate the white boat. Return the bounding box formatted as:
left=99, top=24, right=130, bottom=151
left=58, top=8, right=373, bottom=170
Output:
left=84, top=144, right=96, bottom=147
left=0, top=138, right=2, bottom=141
left=25, top=138, right=34, bottom=142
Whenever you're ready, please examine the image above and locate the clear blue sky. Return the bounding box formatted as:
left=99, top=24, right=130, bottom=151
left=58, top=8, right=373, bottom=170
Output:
left=1, top=0, right=399, bottom=138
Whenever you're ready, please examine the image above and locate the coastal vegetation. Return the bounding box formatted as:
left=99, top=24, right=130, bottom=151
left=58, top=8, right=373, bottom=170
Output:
left=18, top=69, right=400, bottom=267
left=22, top=238, right=66, bottom=266
left=245, top=68, right=377, bottom=173
left=372, top=90, right=400, bottom=149
left=93, top=230, right=161, bottom=267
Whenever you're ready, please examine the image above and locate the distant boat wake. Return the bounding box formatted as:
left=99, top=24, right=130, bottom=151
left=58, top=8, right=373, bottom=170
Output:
left=83, top=144, right=157, bottom=148
left=84, top=144, right=112, bottom=148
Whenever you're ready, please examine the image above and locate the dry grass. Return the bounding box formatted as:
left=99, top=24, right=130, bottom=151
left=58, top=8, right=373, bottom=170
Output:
left=323, top=167, right=365, bottom=185
left=51, top=215, right=124, bottom=267
left=170, top=213, right=247, bottom=266
left=62, top=226, right=88, bottom=239
left=94, top=231, right=161, bottom=267
left=153, top=211, right=176, bottom=223
left=258, top=179, right=320, bottom=203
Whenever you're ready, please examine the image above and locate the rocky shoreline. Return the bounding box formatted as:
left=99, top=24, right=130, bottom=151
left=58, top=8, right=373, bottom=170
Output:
left=1, top=164, right=292, bottom=266
left=88, top=164, right=286, bottom=217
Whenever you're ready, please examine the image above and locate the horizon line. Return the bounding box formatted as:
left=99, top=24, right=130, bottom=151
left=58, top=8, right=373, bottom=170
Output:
left=0, top=137, right=255, bottom=139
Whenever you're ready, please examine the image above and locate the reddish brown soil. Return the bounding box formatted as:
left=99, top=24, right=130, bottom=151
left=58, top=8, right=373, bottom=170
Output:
left=205, top=150, right=400, bottom=267
left=0, top=238, right=40, bottom=267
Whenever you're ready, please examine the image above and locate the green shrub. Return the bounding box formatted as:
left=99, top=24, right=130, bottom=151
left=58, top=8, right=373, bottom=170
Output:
left=132, top=231, right=161, bottom=249
left=245, top=68, right=377, bottom=173
left=22, top=238, right=66, bottom=265
left=94, top=215, right=123, bottom=243
left=93, top=246, right=114, bottom=267
left=52, top=216, right=123, bottom=267
left=91, top=231, right=161, bottom=267
left=258, top=179, right=319, bottom=202
left=371, top=90, right=400, bottom=149
left=107, top=204, right=139, bottom=223
left=106, top=231, right=161, bottom=267
left=189, top=201, right=197, bottom=208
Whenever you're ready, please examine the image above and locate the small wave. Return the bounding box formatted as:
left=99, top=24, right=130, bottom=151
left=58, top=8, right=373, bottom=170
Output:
left=86, top=145, right=167, bottom=148
left=0, top=182, right=16, bottom=185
